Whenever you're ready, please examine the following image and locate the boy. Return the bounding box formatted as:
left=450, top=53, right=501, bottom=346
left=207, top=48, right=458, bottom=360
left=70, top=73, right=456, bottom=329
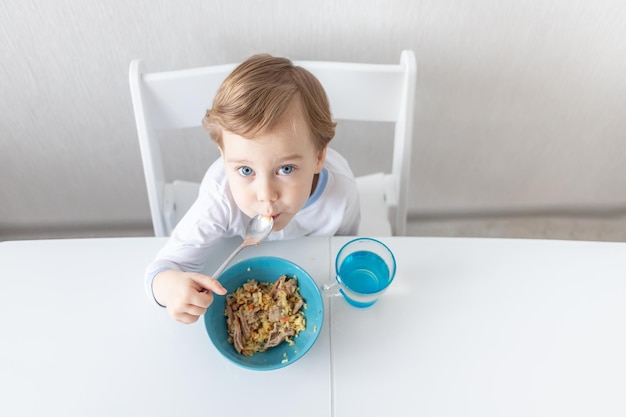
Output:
left=146, top=54, right=360, bottom=323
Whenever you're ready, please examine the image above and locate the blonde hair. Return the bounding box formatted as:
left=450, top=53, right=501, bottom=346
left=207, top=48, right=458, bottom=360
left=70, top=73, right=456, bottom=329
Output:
left=202, top=54, right=336, bottom=151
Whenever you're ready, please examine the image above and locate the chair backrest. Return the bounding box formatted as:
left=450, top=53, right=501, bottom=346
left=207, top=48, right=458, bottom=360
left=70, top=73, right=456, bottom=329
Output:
left=129, top=51, right=416, bottom=237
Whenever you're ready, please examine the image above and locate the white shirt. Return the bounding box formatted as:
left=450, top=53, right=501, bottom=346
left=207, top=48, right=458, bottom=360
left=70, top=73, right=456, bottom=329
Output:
left=145, top=148, right=360, bottom=301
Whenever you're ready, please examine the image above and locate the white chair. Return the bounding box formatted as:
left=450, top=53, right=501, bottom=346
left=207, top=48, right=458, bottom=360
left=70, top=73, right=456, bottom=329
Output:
left=129, top=51, right=416, bottom=237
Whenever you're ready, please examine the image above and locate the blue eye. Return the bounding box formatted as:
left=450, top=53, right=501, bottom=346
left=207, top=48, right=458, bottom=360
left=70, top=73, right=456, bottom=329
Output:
left=278, top=165, right=295, bottom=175
left=238, top=166, right=254, bottom=177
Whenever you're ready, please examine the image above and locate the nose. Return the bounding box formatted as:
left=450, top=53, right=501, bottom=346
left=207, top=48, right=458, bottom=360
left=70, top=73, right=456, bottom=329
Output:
left=255, top=176, right=278, bottom=203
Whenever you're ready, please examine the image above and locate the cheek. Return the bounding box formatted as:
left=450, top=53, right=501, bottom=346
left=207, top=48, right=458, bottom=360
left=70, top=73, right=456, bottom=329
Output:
left=227, top=176, right=253, bottom=204
left=281, top=179, right=313, bottom=206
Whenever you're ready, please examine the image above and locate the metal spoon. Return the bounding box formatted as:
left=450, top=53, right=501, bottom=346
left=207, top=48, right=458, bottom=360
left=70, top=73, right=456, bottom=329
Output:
left=211, top=214, right=274, bottom=280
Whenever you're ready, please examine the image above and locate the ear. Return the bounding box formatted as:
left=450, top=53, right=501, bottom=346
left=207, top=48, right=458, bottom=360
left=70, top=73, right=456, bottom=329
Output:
left=314, top=146, right=327, bottom=174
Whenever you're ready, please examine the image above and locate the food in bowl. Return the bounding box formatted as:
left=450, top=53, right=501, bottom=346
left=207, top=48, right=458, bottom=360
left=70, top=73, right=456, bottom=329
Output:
left=225, top=276, right=306, bottom=356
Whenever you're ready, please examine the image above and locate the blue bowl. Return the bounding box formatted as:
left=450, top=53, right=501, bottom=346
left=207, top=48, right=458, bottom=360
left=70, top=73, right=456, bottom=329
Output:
left=203, top=256, right=324, bottom=371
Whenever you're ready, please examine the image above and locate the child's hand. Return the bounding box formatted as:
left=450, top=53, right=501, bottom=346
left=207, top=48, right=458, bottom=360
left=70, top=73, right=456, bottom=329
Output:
left=153, top=270, right=227, bottom=324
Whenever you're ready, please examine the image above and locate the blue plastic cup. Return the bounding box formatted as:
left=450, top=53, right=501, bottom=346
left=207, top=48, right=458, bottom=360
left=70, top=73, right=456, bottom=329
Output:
left=323, top=238, right=396, bottom=308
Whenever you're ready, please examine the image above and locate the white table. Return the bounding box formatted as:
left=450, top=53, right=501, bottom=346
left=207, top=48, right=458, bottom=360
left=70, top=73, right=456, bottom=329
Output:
left=330, top=237, right=626, bottom=416
left=0, top=237, right=332, bottom=416
left=2, top=236, right=626, bottom=416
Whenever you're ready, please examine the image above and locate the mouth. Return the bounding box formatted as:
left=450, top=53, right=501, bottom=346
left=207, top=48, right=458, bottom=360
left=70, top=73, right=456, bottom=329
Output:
left=259, top=213, right=280, bottom=221
left=269, top=214, right=280, bottom=222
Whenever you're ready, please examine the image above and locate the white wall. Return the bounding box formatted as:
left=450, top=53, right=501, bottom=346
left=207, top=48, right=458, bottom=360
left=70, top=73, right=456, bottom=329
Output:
left=1, top=0, right=626, bottom=239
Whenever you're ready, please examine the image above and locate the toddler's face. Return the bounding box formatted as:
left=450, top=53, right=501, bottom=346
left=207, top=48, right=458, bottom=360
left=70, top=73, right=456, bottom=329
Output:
left=220, top=106, right=325, bottom=232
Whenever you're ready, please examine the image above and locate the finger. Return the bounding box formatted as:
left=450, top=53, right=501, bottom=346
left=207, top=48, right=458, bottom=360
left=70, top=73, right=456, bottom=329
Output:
left=184, top=303, right=209, bottom=317
left=191, top=274, right=227, bottom=295
left=189, top=289, right=214, bottom=309
left=172, top=311, right=200, bottom=325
